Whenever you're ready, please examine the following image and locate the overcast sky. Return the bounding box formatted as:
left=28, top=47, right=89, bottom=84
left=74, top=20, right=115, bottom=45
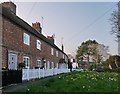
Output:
left=1, top=1, right=119, bottom=56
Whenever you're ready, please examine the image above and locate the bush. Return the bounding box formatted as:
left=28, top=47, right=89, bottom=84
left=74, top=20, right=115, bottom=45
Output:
left=104, top=68, right=120, bottom=73
left=2, top=67, right=7, bottom=70
left=88, top=64, right=96, bottom=71
left=19, top=62, right=25, bottom=68
left=35, top=67, right=39, bottom=69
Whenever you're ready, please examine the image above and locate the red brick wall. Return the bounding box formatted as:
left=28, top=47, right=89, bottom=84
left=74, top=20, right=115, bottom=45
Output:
left=0, top=15, right=2, bottom=69
left=2, top=16, right=66, bottom=70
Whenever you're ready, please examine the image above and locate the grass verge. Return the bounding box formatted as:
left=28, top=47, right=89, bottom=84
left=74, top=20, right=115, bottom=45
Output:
left=14, top=71, right=120, bottom=93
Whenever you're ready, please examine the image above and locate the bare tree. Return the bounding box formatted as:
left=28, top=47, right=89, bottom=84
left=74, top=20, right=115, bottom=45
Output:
left=110, top=10, right=119, bottom=40
left=110, top=2, right=120, bottom=55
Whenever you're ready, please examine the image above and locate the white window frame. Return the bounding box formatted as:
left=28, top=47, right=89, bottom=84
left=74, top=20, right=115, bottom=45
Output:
left=36, top=60, right=42, bottom=68
left=63, top=54, right=65, bottom=59
left=47, top=61, right=50, bottom=69
left=51, top=48, right=54, bottom=55
left=36, top=40, right=41, bottom=50
left=44, top=62, right=46, bottom=69
left=56, top=50, right=58, bottom=57
left=56, top=62, right=58, bottom=69
left=51, top=62, right=54, bottom=69
left=60, top=52, right=62, bottom=57
left=23, top=33, right=30, bottom=45
left=23, top=56, right=30, bottom=69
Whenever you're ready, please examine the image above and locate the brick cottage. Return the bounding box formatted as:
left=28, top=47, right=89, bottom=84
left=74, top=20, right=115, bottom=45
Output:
left=0, top=2, right=68, bottom=70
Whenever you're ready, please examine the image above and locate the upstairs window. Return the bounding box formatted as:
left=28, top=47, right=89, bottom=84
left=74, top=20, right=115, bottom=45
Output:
left=36, top=40, right=41, bottom=50
left=56, top=50, right=58, bottom=57
left=63, top=54, right=65, bottom=59
left=24, top=33, right=30, bottom=45
left=60, top=52, right=62, bottom=57
left=51, top=48, right=54, bottom=55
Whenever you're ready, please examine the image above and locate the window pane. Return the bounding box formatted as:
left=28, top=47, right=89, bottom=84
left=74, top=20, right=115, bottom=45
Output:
left=47, top=61, right=50, bottom=69
left=56, top=50, right=58, bottom=57
left=37, top=40, right=41, bottom=50
left=23, top=56, right=30, bottom=68
left=51, top=62, right=54, bottom=69
left=51, top=48, right=54, bottom=55
left=24, top=33, right=30, bottom=45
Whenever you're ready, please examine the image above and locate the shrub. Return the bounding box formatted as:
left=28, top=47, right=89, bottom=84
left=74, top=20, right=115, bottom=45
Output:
left=104, top=68, right=120, bottom=73
left=2, top=67, right=7, bottom=70
left=19, top=62, right=25, bottom=68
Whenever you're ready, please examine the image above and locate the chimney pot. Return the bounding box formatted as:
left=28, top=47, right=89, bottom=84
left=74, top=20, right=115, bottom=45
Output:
left=47, top=35, right=54, bottom=43
left=32, top=22, right=42, bottom=34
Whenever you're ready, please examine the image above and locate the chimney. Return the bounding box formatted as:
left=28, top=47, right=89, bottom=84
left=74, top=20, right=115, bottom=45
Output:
left=47, top=35, right=54, bottom=43
left=32, top=22, right=42, bottom=34
left=1, top=1, right=16, bottom=15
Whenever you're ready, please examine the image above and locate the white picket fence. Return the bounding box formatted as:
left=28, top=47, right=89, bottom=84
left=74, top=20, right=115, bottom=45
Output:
left=22, top=68, right=70, bottom=81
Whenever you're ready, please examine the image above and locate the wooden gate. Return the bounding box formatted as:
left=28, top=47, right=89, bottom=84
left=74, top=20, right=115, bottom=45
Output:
left=2, top=70, right=22, bottom=86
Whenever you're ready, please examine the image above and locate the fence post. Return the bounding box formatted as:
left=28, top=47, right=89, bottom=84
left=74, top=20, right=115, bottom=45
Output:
left=33, top=68, right=35, bottom=79
left=43, top=68, right=44, bottom=78
left=57, top=68, right=58, bottom=75
left=39, top=68, right=40, bottom=79
left=27, top=68, right=29, bottom=81
left=53, top=68, right=54, bottom=76
left=21, top=69, right=23, bottom=81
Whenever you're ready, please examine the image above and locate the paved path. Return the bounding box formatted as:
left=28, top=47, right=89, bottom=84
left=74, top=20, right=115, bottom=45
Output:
left=2, top=75, right=60, bottom=93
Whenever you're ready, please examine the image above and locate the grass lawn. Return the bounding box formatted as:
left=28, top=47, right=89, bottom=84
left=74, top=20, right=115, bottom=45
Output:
left=15, top=71, right=119, bottom=92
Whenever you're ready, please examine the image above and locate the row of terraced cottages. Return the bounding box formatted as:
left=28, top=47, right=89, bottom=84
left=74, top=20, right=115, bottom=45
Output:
left=0, top=2, right=68, bottom=70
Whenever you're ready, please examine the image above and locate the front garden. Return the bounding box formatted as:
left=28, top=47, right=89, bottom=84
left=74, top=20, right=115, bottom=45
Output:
left=15, top=71, right=119, bottom=92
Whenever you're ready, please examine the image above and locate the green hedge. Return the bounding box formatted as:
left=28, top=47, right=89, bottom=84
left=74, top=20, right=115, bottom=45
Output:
left=104, top=68, right=120, bottom=73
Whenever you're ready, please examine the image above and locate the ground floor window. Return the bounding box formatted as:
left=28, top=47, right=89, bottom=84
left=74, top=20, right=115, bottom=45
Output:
left=51, top=62, right=54, bottom=69
left=56, top=62, right=58, bottom=69
left=47, top=61, right=50, bottom=69
left=59, top=63, right=66, bottom=69
left=36, top=60, right=44, bottom=69
left=23, top=56, right=30, bottom=69
left=44, top=63, right=46, bottom=69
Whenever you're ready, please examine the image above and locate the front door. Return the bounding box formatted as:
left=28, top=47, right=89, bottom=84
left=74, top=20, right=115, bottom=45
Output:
left=8, top=53, right=17, bottom=70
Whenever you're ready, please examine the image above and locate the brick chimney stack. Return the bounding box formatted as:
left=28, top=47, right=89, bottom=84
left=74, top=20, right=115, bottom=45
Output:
left=47, top=35, right=55, bottom=43
left=1, top=1, right=16, bottom=15
left=32, top=22, right=42, bottom=34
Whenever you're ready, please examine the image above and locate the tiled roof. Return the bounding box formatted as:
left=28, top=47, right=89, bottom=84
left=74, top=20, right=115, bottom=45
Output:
left=0, top=5, right=67, bottom=57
